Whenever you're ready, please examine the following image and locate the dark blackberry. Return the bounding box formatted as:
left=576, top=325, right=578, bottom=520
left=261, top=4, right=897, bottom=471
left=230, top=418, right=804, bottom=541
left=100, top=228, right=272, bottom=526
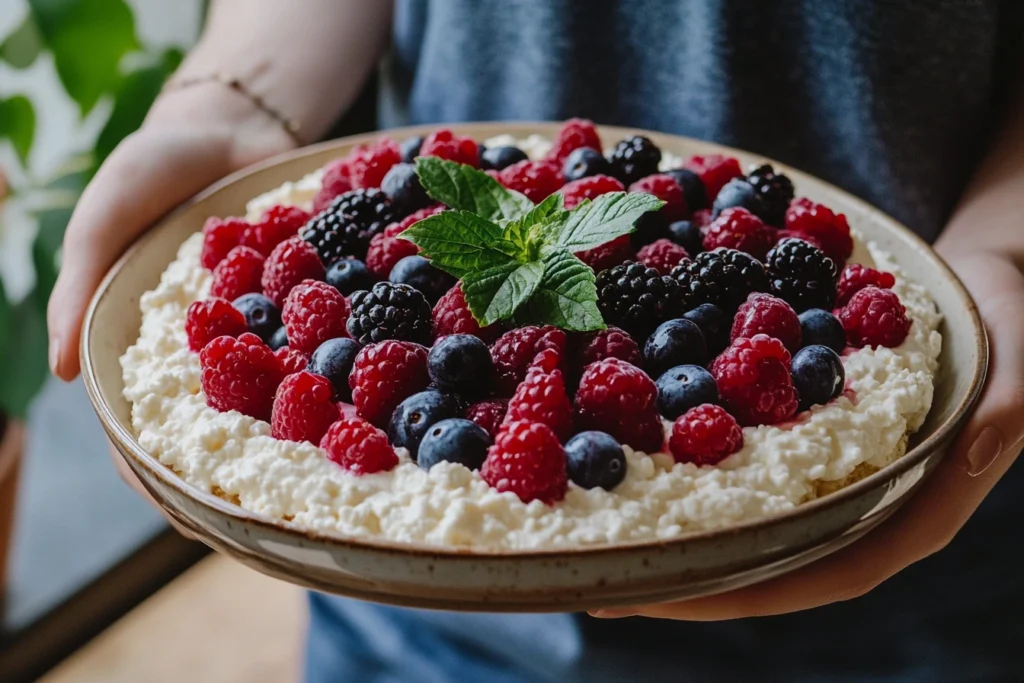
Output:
left=765, top=238, right=838, bottom=312
left=665, top=168, right=709, bottom=212
left=301, top=189, right=396, bottom=265
left=671, top=248, right=769, bottom=311
left=346, top=281, right=433, bottom=345
left=596, top=261, right=683, bottom=339
left=607, top=136, right=661, bottom=186
left=711, top=178, right=767, bottom=222
left=747, top=164, right=795, bottom=226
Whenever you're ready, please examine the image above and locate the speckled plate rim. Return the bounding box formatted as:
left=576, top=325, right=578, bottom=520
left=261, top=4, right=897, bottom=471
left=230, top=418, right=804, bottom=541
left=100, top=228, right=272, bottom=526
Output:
left=80, top=122, right=989, bottom=560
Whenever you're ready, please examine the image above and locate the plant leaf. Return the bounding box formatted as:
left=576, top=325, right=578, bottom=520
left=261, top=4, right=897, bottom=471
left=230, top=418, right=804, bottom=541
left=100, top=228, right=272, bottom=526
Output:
left=502, top=193, right=568, bottom=255
left=0, top=12, right=43, bottom=69
left=400, top=210, right=518, bottom=278
left=0, top=295, right=49, bottom=418
left=515, top=250, right=605, bottom=332
left=0, top=96, right=36, bottom=166
left=462, top=260, right=545, bottom=326
left=414, top=156, right=533, bottom=221
left=541, top=192, right=664, bottom=253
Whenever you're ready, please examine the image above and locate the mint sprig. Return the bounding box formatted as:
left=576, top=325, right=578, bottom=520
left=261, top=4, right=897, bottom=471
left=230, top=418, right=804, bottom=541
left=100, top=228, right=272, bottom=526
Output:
left=414, top=156, right=533, bottom=221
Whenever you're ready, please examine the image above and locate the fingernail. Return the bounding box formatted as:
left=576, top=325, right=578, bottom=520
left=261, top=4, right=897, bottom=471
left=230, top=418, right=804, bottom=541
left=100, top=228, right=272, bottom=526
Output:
left=588, top=608, right=635, bottom=619
left=966, top=426, right=1003, bottom=477
left=48, top=337, right=61, bottom=375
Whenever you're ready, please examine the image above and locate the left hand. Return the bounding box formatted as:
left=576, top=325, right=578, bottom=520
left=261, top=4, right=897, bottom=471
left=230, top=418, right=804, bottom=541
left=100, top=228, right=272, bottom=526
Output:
left=591, top=249, right=1024, bottom=620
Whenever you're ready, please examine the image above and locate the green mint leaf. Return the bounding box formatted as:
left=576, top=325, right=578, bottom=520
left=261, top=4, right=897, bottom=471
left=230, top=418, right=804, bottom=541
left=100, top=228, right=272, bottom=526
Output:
left=514, top=250, right=605, bottom=332
left=415, top=156, right=533, bottom=221
left=461, top=260, right=546, bottom=326
left=540, top=192, right=665, bottom=253
left=501, top=193, right=568, bottom=255
left=400, top=211, right=518, bottom=278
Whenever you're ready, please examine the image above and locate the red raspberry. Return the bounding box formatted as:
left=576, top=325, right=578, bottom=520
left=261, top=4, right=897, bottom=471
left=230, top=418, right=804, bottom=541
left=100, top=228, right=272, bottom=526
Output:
left=836, top=286, right=910, bottom=348
left=262, top=236, right=325, bottom=307
left=548, top=118, right=602, bottom=163
left=490, top=326, right=567, bottom=395
left=347, top=138, right=402, bottom=189
left=349, top=340, right=429, bottom=426
left=574, top=358, right=664, bottom=453
left=312, top=158, right=354, bottom=214
left=730, top=292, right=802, bottom=352
left=271, top=371, right=338, bottom=444
left=320, top=418, right=398, bottom=474
left=528, top=347, right=565, bottom=375
left=784, top=198, right=853, bottom=265
left=710, top=334, right=799, bottom=426
left=702, top=207, right=774, bottom=261
left=200, top=216, right=246, bottom=270
left=481, top=421, right=567, bottom=504
left=559, top=174, right=625, bottom=210
left=503, top=369, right=573, bottom=440
left=636, top=239, right=690, bottom=275
left=575, top=235, right=635, bottom=272
left=419, top=129, right=479, bottom=167
left=432, top=284, right=499, bottom=343
left=367, top=223, right=420, bottom=279
left=185, top=298, right=247, bottom=352
left=684, top=154, right=743, bottom=200
left=281, top=280, right=350, bottom=354
left=200, top=332, right=282, bottom=421
left=466, top=399, right=509, bottom=438
left=210, top=246, right=265, bottom=301
left=242, top=205, right=311, bottom=256
left=836, top=264, right=897, bottom=307
left=629, top=174, right=688, bottom=222
left=570, top=326, right=642, bottom=371
left=274, top=346, right=309, bottom=376
left=669, top=404, right=744, bottom=466
left=692, top=208, right=713, bottom=227
left=498, top=160, right=564, bottom=203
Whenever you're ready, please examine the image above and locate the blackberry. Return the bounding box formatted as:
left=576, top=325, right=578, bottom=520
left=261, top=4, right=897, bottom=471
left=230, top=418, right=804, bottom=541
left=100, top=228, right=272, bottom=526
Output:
left=747, top=164, right=794, bottom=226
left=665, top=168, right=709, bottom=212
left=765, top=238, right=838, bottom=312
left=347, top=281, right=433, bottom=345
left=300, top=189, right=395, bottom=265
left=671, top=248, right=769, bottom=311
left=596, top=261, right=683, bottom=339
left=607, top=136, right=661, bottom=186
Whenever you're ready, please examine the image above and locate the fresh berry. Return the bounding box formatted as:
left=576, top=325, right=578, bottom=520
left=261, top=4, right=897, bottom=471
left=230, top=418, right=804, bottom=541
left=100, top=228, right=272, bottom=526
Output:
left=711, top=177, right=767, bottom=223
left=655, top=364, right=719, bottom=421
left=682, top=303, right=730, bottom=354
left=300, top=189, right=396, bottom=264
left=490, top=326, right=567, bottom=395
left=669, top=404, right=743, bottom=466
left=630, top=173, right=688, bottom=222
left=692, top=209, right=713, bottom=227
left=672, top=248, right=769, bottom=312
left=710, top=334, right=799, bottom=426
left=366, top=223, right=421, bottom=280
left=326, top=258, right=375, bottom=296
left=186, top=298, right=247, bottom=352
left=418, top=418, right=491, bottom=470
left=570, top=327, right=642, bottom=373
left=666, top=220, right=705, bottom=256
left=419, top=130, right=479, bottom=167
left=480, top=420, right=567, bottom=504
left=791, top=345, right=845, bottom=410
left=596, top=261, right=683, bottom=339
left=320, top=418, right=398, bottom=474
left=559, top=174, right=625, bottom=210
left=281, top=280, right=350, bottom=354
left=630, top=212, right=669, bottom=249
left=766, top=238, right=839, bottom=312
left=498, top=159, right=564, bottom=202
left=233, top=292, right=283, bottom=343
left=427, top=334, right=494, bottom=397
left=480, top=145, right=528, bottom=171
left=774, top=228, right=825, bottom=253
left=381, top=162, right=431, bottom=217
left=574, top=358, right=664, bottom=453
left=503, top=368, right=573, bottom=440
left=399, top=135, right=424, bottom=163
left=274, top=346, right=309, bottom=376
left=242, top=205, right=311, bottom=256
left=432, top=285, right=499, bottom=343
left=562, top=147, right=611, bottom=182
left=308, top=337, right=362, bottom=401
left=637, top=238, right=690, bottom=275
left=643, top=318, right=709, bottom=379
left=347, top=281, right=433, bottom=345
left=836, top=264, right=896, bottom=307
left=261, top=236, right=325, bottom=307
left=548, top=118, right=602, bottom=163
left=271, top=371, right=338, bottom=444
left=836, top=286, right=911, bottom=348
left=702, top=207, right=774, bottom=261
left=798, top=309, right=846, bottom=353
left=684, top=154, right=743, bottom=200
left=268, top=326, right=289, bottom=351
left=349, top=340, right=429, bottom=426
left=607, top=135, right=661, bottom=185
left=347, top=138, right=402, bottom=189
left=784, top=198, right=853, bottom=265
left=210, top=246, right=265, bottom=301
left=388, top=390, right=464, bottom=458
left=527, top=347, right=563, bottom=375
left=200, top=332, right=282, bottom=421
left=730, top=292, right=802, bottom=353
left=466, top=399, right=509, bottom=438
left=665, top=168, right=709, bottom=212
left=312, top=158, right=353, bottom=214
left=574, top=234, right=634, bottom=272
left=564, top=431, right=627, bottom=490
left=746, top=164, right=795, bottom=226
left=201, top=216, right=245, bottom=270
left=389, top=255, right=455, bottom=304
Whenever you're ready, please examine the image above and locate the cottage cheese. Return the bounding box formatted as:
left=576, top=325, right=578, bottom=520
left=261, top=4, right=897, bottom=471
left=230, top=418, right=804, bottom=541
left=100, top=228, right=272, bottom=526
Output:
left=121, top=141, right=941, bottom=550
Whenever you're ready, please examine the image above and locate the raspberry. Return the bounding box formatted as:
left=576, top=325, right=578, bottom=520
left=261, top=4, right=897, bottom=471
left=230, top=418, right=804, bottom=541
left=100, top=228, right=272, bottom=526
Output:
left=210, top=246, right=265, bottom=301
left=312, top=158, right=353, bottom=214
left=575, top=235, right=634, bottom=272
left=274, top=346, right=309, bottom=375
left=432, top=284, right=499, bottom=343
left=528, top=347, right=564, bottom=375
left=784, top=198, right=853, bottom=265
left=746, top=164, right=795, bottom=226
left=466, top=399, right=509, bottom=438
left=261, top=236, right=326, bottom=307
left=574, top=358, right=664, bottom=453
left=480, top=421, right=567, bottom=504
left=320, top=418, right=398, bottom=474
left=301, top=189, right=396, bottom=265
left=503, top=369, right=573, bottom=440
left=692, top=209, right=713, bottom=227
left=766, top=238, right=839, bottom=312
left=684, top=154, right=743, bottom=200
left=608, top=136, right=661, bottom=186
left=548, top=118, right=602, bottom=163
left=836, top=286, right=911, bottom=348
left=559, top=174, right=625, bottom=210
left=349, top=340, right=429, bottom=426
left=200, top=332, right=283, bottom=421
left=419, top=129, right=479, bottom=167
left=498, top=160, right=564, bottom=203
left=281, top=280, right=351, bottom=354
left=629, top=174, right=688, bottom=222
left=570, top=326, right=642, bottom=372
left=242, top=205, right=311, bottom=256
left=672, top=248, right=770, bottom=311
left=636, top=238, right=690, bottom=275
left=836, top=264, right=897, bottom=307
left=201, top=216, right=246, bottom=270
left=596, top=261, right=683, bottom=339
left=702, top=207, right=774, bottom=261
left=364, top=203, right=442, bottom=280
left=271, top=371, right=338, bottom=444
left=730, top=292, right=802, bottom=352
left=347, top=282, right=433, bottom=346
left=347, top=138, right=402, bottom=189
left=185, top=298, right=247, bottom=352
left=669, top=404, right=744, bottom=466
left=710, top=334, right=799, bottom=426
left=490, top=326, right=567, bottom=395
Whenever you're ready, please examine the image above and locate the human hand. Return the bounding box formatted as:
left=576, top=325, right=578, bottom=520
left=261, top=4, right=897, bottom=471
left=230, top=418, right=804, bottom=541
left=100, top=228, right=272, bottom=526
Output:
left=592, top=249, right=1024, bottom=620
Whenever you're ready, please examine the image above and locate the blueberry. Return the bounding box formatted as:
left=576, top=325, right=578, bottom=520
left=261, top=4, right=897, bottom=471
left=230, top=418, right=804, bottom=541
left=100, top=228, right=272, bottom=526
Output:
left=389, top=255, right=456, bottom=304
left=655, top=365, right=719, bottom=420
left=667, top=220, right=705, bottom=256
left=381, top=162, right=431, bottom=216
left=480, top=145, right=528, bottom=171
left=400, top=135, right=424, bottom=163
left=427, top=334, right=493, bottom=397
left=791, top=345, right=845, bottom=410
left=232, top=293, right=281, bottom=343
left=268, top=326, right=289, bottom=351
left=682, top=303, right=729, bottom=354
left=388, top=391, right=465, bottom=459
left=326, top=258, right=374, bottom=296
left=643, top=318, right=708, bottom=379
left=562, top=147, right=611, bottom=182
left=565, top=431, right=627, bottom=490
left=308, top=337, right=361, bottom=401
left=799, top=309, right=846, bottom=353
left=711, top=177, right=767, bottom=220
left=417, top=418, right=491, bottom=470
left=630, top=212, right=668, bottom=249
left=665, top=168, right=709, bottom=212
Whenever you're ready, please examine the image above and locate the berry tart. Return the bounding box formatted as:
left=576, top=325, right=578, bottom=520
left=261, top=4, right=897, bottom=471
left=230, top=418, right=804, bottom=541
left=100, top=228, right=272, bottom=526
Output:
left=121, top=120, right=941, bottom=550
